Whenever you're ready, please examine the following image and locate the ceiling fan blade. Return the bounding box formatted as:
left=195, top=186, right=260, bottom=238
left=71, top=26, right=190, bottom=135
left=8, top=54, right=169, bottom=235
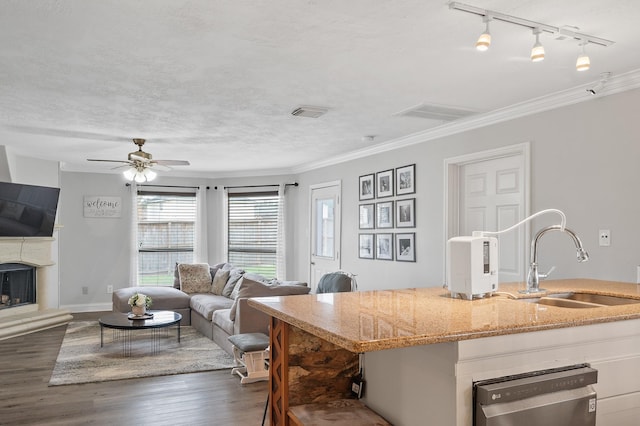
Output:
left=87, top=159, right=131, bottom=164
left=153, top=160, right=190, bottom=166
left=110, top=164, right=131, bottom=170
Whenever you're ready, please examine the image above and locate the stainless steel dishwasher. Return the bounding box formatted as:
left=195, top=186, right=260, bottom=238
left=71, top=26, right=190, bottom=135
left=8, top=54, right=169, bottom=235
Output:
left=474, top=364, right=598, bottom=426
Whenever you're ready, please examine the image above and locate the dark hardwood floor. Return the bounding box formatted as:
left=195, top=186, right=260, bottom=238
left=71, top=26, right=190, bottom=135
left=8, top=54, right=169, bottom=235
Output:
left=0, top=313, right=268, bottom=425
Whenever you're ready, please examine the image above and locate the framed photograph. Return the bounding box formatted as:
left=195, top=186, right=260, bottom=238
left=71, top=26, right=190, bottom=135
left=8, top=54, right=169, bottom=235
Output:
left=359, top=234, right=374, bottom=259
left=359, top=174, right=375, bottom=200
left=359, top=204, right=375, bottom=229
left=396, top=198, right=415, bottom=228
left=395, top=232, right=416, bottom=262
left=376, top=201, right=394, bottom=228
left=396, top=164, right=416, bottom=195
left=376, top=169, right=394, bottom=198
left=376, top=233, right=393, bottom=260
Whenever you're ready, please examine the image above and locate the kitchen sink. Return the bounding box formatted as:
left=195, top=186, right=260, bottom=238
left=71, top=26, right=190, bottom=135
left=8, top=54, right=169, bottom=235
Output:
left=519, top=292, right=640, bottom=308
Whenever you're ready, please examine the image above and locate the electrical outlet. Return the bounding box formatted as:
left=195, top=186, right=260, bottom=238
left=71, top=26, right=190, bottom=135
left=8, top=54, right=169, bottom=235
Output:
left=106, top=285, right=113, bottom=294
left=82, top=286, right=88, bottom=295
left=599, top=229, right=610, bottom=247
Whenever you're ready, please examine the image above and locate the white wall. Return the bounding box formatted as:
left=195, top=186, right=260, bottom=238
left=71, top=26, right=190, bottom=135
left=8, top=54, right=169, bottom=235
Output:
left=292, top=88, right=640, bottom=290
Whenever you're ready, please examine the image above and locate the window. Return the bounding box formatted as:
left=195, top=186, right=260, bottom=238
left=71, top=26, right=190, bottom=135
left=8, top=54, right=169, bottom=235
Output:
left=227, top=192, right=279, bottom=278
left=137, top=191, right=196, bottom=286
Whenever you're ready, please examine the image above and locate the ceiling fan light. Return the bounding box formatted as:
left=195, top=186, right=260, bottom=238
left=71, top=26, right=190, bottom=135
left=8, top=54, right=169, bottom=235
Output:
left=123, top=168, right=137, bottom=180
left=144, top=168, right=157, bottom=181
left=134, top=172, right=147, bottom=183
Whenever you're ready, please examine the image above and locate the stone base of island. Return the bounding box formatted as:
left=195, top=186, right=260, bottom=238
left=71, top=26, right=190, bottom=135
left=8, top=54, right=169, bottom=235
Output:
left=249, top=279, right=640, bottom=426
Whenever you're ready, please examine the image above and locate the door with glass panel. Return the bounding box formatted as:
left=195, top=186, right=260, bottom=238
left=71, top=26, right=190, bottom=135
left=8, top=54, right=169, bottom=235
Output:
left=309, top=181, right=341, bottom=292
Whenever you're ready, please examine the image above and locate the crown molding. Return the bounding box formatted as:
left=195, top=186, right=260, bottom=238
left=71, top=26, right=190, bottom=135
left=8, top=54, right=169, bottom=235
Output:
left=293, top=68, right=640, bottom=174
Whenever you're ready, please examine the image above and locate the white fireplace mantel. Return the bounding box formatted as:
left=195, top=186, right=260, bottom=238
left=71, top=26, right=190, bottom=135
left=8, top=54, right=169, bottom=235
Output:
left=0, top=236, right=55, bottom=266
left=0, top=236, right=72, bottom=341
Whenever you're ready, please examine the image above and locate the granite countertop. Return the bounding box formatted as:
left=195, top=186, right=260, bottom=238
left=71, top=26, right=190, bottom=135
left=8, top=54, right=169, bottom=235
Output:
left=248, top=279, right=640, bottom=353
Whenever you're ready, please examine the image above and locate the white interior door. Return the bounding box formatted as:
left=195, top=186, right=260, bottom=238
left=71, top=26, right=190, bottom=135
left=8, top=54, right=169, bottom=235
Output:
left=446, top=144, right=530, bottom=284
left=309, top=181, right=341, bottom=292
left=459, top=154, right=526, bottom=282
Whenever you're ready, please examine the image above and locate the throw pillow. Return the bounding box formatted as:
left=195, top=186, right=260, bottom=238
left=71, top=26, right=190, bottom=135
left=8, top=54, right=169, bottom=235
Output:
left=222, top=268, right=245, bottom=298
left=178, top=263, right=212, bottom=294
left=211, top=268, right=230, bottom=295
left=229, top=276, right=310, bottom=321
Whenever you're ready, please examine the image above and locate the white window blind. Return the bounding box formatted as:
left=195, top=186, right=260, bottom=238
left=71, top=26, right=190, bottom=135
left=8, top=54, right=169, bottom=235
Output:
left=137, top=191, right=196, bottom=286
left=227, top=191, right=279, bottom=278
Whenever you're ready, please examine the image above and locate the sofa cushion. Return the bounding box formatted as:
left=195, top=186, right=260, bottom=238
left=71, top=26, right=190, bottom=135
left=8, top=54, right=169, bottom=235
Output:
left=190, top=293, right=234, bottom=321
left=112, top=286, right=190, bottom=312
left=211, top=268, right=230, bottom=295
left=212, top=308, right=234, bottom=335
left=230, top=272, right=267, bottom=300
left=229, top=276, right=310, bottom=321
left=178, top=263, right=212, bottom=294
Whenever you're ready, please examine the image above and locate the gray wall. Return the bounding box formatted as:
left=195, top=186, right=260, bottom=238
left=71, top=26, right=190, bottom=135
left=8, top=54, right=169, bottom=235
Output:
left=56, top=87, right=640, bottom=309
left=292, top=88, right=640, bottom=290
left=58, top=172, right=297, bottom=310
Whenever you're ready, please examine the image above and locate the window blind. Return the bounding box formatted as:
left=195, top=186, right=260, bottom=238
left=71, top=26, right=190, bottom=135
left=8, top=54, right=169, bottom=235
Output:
left=137, top=191, right=196, bottom=286
left=227, top=191, right=279, bottom=278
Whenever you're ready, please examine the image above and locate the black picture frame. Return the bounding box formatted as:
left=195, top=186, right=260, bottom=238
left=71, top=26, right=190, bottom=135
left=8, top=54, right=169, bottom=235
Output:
left=396, top=198, right=415, bottom=228
left=376, top=201, right=394, bottom=229
left=396, top=164, right=416, bottom=195
left=359, top=234, right=374, bottom=259
left=376, top=169, right=394, bottom=198
left=395, top=232, right=416, bottom=262
left=359, top=174, right=375, bottom=201
left=359, top=204, right=375, bottom=229
left=376, top=233, right=393, bottom=261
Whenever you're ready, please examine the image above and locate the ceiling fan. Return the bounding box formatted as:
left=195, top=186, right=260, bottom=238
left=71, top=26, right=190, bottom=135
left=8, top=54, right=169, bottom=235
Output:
left=87, top=138, right=190, bottom=182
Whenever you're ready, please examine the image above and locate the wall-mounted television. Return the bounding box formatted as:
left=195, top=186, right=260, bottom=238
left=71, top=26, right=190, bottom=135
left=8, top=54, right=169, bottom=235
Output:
left=0, top=182, right=60, bottom=237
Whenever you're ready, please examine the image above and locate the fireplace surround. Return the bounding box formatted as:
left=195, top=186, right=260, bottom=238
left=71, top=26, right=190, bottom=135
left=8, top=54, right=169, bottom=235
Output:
left=0, top=237, right=72, bottom=340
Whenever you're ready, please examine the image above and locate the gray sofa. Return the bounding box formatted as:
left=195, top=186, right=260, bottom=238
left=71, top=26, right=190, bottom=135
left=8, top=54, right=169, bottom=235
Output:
left=112, top=262, right=310, bottom=356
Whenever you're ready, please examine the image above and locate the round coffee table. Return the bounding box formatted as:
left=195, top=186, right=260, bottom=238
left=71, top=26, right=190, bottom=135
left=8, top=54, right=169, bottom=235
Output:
left=99, top=310, right=182, bottom=356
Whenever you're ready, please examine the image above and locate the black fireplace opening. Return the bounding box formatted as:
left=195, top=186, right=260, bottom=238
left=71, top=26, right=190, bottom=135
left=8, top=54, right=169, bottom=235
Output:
left=0, top=263, right=36, bottom=309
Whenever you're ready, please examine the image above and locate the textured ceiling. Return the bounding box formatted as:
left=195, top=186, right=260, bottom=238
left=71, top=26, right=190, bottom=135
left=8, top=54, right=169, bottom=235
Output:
left=1, top=1, right=640, bottom=177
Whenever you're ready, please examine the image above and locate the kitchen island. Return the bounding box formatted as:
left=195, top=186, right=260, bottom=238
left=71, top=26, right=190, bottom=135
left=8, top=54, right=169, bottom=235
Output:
left=249, top=279, right=640, bottom=425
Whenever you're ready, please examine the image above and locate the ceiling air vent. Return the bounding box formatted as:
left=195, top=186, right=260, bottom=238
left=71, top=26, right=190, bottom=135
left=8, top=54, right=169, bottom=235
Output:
left=394, top=103, right=478, bottom=122
left=291, top=105, right=329, bottom=118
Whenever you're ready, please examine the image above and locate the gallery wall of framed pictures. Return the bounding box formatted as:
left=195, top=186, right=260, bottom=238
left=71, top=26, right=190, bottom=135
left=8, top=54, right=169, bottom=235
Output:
left=358, top=164, right=416, bottom=262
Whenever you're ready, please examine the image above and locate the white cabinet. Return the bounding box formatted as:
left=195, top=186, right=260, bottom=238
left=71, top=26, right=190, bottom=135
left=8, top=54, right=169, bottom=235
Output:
left=363, top=319, right=640, bottom=426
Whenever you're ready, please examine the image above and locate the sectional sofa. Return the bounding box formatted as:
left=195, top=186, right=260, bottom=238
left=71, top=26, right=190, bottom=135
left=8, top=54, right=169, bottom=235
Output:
left=112, top=262, right=310, bottom=355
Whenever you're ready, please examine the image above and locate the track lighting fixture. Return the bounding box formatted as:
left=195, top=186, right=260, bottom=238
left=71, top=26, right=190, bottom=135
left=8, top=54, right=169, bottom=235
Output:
left=476, top=16, right=492, bottom=51
left=449, top=2, right=613, bottom=71
left=530, top=28, right=545, bottom=62
left=586, top=72, right=611, bottom=95
left=576, top=41, right=591, bottom=71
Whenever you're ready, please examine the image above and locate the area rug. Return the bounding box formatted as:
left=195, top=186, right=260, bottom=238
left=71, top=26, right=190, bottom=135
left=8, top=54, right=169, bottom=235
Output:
left=49, top=321, right=235, bottom=386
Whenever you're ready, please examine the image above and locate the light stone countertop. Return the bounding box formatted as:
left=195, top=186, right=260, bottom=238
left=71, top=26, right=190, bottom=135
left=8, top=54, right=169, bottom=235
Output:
left=248, top=279, right=640, bottom=353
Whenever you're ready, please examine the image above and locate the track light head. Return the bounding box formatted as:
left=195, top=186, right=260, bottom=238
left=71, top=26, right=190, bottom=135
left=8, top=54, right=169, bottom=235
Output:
left=576, top=41, right=591, bottom=71
left=586, top=72, right=611, bottom=95
left=476, top=16, right=492, bottom=51
left=530, top=28, right=545, bottom=62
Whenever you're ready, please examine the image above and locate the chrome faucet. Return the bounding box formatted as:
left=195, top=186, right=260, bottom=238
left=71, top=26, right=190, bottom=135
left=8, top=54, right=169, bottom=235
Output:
left=526, top=225, right=589, bottom=293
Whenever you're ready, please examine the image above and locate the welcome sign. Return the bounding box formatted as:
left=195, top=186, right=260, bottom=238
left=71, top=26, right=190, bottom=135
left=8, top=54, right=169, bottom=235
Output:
left=83, top=196, right=122, bottom=218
